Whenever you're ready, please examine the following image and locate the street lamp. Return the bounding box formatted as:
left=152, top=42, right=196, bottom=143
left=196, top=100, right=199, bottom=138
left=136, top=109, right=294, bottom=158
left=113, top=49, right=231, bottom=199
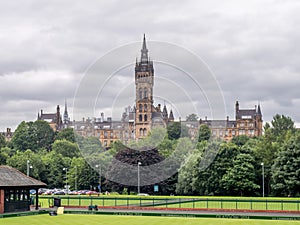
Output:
left=74, top=166, right=77, bottom=191
left=26, top=160, right=33, bottom=176
left=261, top=162, right=265, bottom=197
left=63, top=167, right=68, bottom=194
left=96, top=165, right=102, bottom=194
left=137, top=162, right=142, bottom=195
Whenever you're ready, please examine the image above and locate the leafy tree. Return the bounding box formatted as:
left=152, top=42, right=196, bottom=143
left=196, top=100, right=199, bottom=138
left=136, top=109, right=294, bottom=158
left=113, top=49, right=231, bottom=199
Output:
left=0, top=134, right=6, bottom=148
left=176, top=148, right=203, bottom=195
left=167, top=122, right=189, bottom=140
left=7, top=149, right=46, bottom=180
left=270, top=114, right=296, bottom=142
left=192, top=141, right=240, bottom=196
left=55, top=127, right=76, bottom=143
left=52, top=139, right=80, bottom=158
left=231, top=135, right=250, bottom=146
left=271, top=131, right=300, bottom=196
left=42, top=151, right=71, bottom=188
left=198, top=124, right=211, bottom=142
left=222, top=153, right=259, bottom=196
left=11, top=121, right=54, bottom=152
left=186, top=113, right=199, bottom=122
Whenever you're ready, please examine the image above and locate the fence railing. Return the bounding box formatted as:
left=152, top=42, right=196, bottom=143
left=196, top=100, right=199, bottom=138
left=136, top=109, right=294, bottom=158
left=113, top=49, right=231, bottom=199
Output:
left=39, top=196, right=300, bottom=211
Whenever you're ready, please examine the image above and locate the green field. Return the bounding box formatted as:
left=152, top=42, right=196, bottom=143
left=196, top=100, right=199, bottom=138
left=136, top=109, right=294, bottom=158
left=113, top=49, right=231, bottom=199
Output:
left=2, top=214, right=300, bottom=225
left=38, top=195, right=300, bottom=211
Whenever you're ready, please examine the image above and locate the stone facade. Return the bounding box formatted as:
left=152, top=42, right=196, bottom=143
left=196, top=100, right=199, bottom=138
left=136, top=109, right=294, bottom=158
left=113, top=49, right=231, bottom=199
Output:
left=35, top=35, right=263, bottom=146
left=200, top=101, right=263, bottom=141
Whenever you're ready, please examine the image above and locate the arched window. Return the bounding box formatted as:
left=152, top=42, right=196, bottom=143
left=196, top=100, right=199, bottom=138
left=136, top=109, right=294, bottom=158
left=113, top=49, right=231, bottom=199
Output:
left=144, top=104, right=147, bottom=112
left=139, top=88, right=142, bottom=100
left=139, top=104, right=142, bottom=112
left=139, top=128, right=143, bottom=136
left=144, top=115, right=147, bottom=121
left=144, top=88, right=148, bottom=99
left=143, top=128, right=147, bottom=136
left=139, top=115, right=142, bottom=122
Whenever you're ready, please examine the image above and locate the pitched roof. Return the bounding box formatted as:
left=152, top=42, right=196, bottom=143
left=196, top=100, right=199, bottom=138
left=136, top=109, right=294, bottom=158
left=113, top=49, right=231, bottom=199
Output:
left=0, top=166, right=46, bottom=188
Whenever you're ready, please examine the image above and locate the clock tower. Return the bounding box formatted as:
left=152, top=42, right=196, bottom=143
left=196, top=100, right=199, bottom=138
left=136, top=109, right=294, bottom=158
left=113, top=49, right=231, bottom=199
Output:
left=135, top=34, right=154, bottom=139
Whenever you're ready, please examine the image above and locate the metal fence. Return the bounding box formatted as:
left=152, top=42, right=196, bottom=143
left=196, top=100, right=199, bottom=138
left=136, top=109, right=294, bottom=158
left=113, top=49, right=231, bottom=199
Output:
left=39, top=196, right=300, bottom=211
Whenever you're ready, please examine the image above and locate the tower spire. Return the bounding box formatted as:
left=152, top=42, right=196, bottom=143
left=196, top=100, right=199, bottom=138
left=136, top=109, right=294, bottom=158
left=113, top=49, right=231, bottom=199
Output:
left=63, top=99, right=69, bottom=124
left=140, top=34, right=148, bottom=63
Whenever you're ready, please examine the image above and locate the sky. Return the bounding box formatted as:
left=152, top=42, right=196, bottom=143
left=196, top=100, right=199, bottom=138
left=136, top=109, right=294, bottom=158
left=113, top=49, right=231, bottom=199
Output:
left=0, top=0, right=300, bottom=131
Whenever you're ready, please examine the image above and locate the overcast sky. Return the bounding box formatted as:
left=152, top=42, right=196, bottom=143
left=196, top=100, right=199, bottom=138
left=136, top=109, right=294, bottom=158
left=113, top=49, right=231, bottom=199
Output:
left=0, top=0, right=300, bottom=131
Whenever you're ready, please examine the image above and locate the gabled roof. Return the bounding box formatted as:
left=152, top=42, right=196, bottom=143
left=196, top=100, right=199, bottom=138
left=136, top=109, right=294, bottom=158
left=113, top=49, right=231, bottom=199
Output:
left=0, top=166, right=46, bottom=188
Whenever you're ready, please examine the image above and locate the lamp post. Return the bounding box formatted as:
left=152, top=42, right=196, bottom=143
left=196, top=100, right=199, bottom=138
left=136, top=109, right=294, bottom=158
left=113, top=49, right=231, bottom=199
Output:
left=137, top=162, right=142, bottom=195
left=74, top=166, right=77, bottom=191
left=63, top=167, right=68, bottom=194
left=261, top=162, right=265, bottom=197
left=96, top=164, right=102, bottom=194
left=26, top=160, right=33, bottom=176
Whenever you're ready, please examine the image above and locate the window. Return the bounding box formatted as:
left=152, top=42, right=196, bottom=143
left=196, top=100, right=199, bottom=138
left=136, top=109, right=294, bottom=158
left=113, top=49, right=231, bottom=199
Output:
left=239, top=130, right=245, bottom=135
left=225, top=130, right=229, bottom=136
left=240, top=123, right=245, bottom=127
left=143, top=128, right=147, bottom=136
left=144, top=104, right=147, bottom=112
left=249, top=123, right=254, bottom=127
left=139, top=115, right=142, bottom=121
left=104, top=131, right=108, bottom=138
left=249, top=130, right=254, bottom=136
left=212, top=130, right=216, bottom=136
left=144, top=115, right=147, bottom=121
left=139, top=104, right=142, bottom=112
left=139, top=128, right=143, bottom=136
left=232, top=130, right=236, bottom=136
left=144, top=88, right=148, bottom=98
left=139, top=88, right=142, bottom=99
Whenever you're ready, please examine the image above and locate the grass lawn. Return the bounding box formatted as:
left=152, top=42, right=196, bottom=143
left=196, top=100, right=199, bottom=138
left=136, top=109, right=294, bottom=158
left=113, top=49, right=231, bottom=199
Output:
left=38, top=195, right=300, bottom=211
left=2, top=214, right=300, bottom=225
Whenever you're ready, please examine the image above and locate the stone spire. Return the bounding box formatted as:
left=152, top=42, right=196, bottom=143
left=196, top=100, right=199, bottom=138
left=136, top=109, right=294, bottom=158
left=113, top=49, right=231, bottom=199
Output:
left=140, top=34, right=148, bottom=64
left=63, top=99, right=69, bottom=123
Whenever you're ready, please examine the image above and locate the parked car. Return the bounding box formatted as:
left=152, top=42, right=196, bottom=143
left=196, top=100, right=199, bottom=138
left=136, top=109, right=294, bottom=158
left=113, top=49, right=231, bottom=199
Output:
left=53, top=190, right=65, bottom=195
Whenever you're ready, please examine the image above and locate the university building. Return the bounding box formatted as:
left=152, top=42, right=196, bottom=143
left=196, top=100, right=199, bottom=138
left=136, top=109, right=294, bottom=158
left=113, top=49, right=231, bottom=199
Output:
left=37, top=35, right=263, bottom=146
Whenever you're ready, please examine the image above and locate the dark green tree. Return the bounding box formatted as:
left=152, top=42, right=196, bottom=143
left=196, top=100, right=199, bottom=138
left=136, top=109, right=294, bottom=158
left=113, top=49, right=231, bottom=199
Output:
left=186, top=113, right=199, bottom=121
left=11, top=121, right=54, bottom=152
left=270, top=114, right=296, bottom=142
left=222, top=153, right=259, bottom=196
left=167, top=122, right=189, bottom=140
left=198, top=124, right=211, bottom=142
left=231, top=135, right=250, bottom=146
left=271, top=131, right=300, bottom=196
left=55, top=127, right=76, bottom=143
left=0, top=134, right=6, bottom=148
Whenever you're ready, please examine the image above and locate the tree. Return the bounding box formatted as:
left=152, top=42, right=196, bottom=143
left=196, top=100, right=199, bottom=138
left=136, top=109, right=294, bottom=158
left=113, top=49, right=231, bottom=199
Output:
left=271, top=131, right=300, bottom=196
left=198, top=124, right=211, bottom=142
left=11, top=121, right=54, bottom=152
left=0, top=134, right=6, bottom=148
left=167, top=122, right=189, bottom=140
left=55, top=128, right=76, bottom=143
left=176, top=148, right=203, bottom=195
left=222, top=153, right=259, bottom=196
left=186, top=113, right=199, bottom=122
left=7, top=149, right=46, bottom=180
left=52, top=139, right=80, bottom=158
left=105, top=146, right=165, bottom=194
left=270, top=114, right=296, bottom=142
left=191, top=141, right=240, bottom=196
left=231, top=135, right=250, bottom=146
left=42, top=151, right=71, bottom=188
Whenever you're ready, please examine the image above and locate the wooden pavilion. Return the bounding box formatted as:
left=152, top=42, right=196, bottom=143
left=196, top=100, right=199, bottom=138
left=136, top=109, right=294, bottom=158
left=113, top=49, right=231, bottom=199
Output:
left=0, top=165, right=46, bottom=213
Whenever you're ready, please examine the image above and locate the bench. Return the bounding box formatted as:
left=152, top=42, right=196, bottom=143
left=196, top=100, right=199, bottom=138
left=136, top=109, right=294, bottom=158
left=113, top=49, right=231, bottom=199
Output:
left=88, top=205, right=98, bottom=211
